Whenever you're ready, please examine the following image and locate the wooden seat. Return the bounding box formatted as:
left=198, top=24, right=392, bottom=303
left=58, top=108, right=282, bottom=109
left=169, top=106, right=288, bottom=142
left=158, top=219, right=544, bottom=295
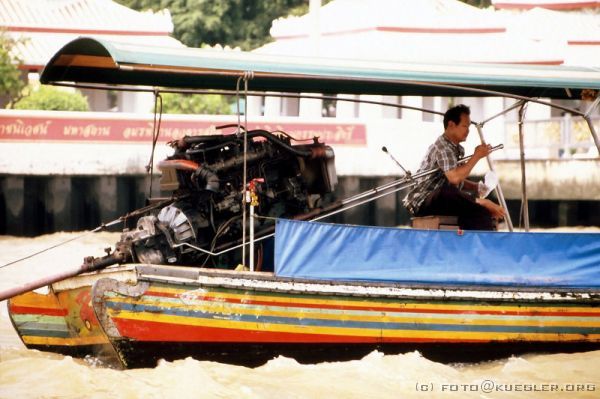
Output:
left=411, top=215, right=459, bottom=230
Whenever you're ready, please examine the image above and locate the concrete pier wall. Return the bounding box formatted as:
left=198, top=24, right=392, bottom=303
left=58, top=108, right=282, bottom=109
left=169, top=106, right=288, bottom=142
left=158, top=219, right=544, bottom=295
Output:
left=493, top=160, right=600, bottom=201
left=0, top=175, right=157, bottom=236
left=1, top=174, right=598, bottom=237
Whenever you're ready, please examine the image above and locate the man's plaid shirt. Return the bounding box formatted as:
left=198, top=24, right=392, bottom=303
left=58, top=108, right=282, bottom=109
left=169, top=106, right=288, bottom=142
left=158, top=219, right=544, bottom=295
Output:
left=403, top=134, right=464, bottom=215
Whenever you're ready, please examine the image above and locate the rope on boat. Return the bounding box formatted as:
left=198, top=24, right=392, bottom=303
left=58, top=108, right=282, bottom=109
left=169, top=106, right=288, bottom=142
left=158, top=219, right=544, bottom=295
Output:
left=0, top=219, right=122, bottom=270
left=0, top=197, right=177, bottom=270
left=2, top=91, right=169, bottom=270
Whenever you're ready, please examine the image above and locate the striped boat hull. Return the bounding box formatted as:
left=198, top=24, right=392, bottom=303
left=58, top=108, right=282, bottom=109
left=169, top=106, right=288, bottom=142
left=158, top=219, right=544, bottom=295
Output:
left=8, top=266, right=136, bottom=368
left=91, top=264, right=600, bottom=367
left=103, top=287, right=600, bottom=343
left=8, top=264, right=600, bottom=368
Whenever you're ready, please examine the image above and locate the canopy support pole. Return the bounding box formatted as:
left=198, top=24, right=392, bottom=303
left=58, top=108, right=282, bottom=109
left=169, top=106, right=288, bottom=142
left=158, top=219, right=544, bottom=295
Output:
left=480, top=99, right=527, bottom=125
left=475, top=124, right=513, bottom=231
left=475, top=99, right=527, bottom=232
left=584, top=95, right=600, bottom=155
left=585, top=116, right=600, bottom=156
left=249, top=203, right=255, bottom=272
left=518, top=102, right=530, bottom=231
left=237, top=72, right=253, bottom=268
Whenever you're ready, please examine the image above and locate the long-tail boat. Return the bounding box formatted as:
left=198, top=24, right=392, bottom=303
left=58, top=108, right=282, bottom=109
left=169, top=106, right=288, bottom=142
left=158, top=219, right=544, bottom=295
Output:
left=4, top=37, right=600, bottom=368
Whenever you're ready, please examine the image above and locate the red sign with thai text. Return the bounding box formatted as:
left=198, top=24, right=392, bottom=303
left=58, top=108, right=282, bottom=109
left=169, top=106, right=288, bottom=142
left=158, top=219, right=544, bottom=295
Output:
left=0, top=114, right=366, bottom=145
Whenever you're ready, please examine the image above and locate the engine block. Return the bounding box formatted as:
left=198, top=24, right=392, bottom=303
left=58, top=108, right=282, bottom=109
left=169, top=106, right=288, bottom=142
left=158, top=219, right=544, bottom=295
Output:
left=120, top=129, right=337, bottom=269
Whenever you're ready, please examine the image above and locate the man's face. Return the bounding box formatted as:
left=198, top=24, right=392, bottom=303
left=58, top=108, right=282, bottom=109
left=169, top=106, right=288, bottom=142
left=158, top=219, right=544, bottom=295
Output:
left=449, top=113, right=471, bottom=143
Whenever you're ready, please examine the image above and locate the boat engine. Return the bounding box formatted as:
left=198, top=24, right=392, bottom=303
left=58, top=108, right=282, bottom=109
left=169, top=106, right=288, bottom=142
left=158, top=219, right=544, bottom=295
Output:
left=116, top=128, right=337, bottom=268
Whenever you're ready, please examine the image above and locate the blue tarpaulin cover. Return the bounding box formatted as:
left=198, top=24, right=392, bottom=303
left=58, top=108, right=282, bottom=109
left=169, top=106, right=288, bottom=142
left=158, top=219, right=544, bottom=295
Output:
left=274, top=219, right=600, bottom=287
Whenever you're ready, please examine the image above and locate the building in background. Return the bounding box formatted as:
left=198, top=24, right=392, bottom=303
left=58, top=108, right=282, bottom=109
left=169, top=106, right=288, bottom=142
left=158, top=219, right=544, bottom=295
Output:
left=250, top=0, right=600, bottom=161
left=1, top=0, right=183, bottom=112
left=1, top=0, right=599, bottom=235
left=491, top=0, right=600, bottom=10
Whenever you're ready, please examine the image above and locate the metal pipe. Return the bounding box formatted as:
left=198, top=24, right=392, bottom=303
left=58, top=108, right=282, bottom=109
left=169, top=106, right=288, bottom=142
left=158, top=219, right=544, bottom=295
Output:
left=584, top=115, right=600, bottom=156
left=249, top=204, right=255, bottom=272
left=0, top=253, right=124, bottom=301
left=50, top=82, right=586, bottom=117
left=518, top=103, right=530, bottom=231
left=584, top=95, right=600, bottom=118
left=52, top=82, right=442, bottom=115
left=584, top=95, right=600, bottom=155
left=475, top=124, right=513, bottom=231
left=235, top=73, right=253, bottom=268
left=382, top=146, right=410, bottom=175
left=318, top=182, right=417, bottom=221
left=341, top=144, right=503, bottom=206
left=175, top=144, right=505, bottom=258
left=175, top=180, right=419, bottom=259
left=184, top=129, right=314, bottom=157
left=480, top=100, right=526, bottom=126
left=55, top=81, right=595, bottom=152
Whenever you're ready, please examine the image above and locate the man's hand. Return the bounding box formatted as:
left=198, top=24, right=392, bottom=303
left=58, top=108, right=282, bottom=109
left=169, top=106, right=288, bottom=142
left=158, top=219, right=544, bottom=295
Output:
left=473, top=143, right=492, bottom=160
left=476, top=198, right=506, bottom=219
left=445, top=144, right=492, bottom=186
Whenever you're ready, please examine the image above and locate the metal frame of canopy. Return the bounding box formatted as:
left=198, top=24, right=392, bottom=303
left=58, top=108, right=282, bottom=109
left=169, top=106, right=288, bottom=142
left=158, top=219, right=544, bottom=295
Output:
left=41, top=37, right=600, bottom=98
left=40, top=37, right=600, bottom=234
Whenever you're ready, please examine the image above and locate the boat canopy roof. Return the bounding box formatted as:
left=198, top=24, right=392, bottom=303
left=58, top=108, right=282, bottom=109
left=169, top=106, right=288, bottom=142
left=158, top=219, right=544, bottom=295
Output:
left=40, top=37, right=600, bottom=99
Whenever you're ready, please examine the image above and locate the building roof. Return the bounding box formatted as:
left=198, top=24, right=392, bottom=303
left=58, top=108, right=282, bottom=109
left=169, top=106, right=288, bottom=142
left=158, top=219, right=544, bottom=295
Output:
left=492, top=0, right=600, bottom=10
left=1, top=0, right=183, bottom=70
left=260, top=0, right=562, bottom=64
left=257, top=0, right=600, bottom=66
left=503, top=7, right=600, bottom=65
left=508, top=7, right=600, bottom=43
left=270, top=0, right=506, bottom=39
left=1, top=0, right=172, bottom=33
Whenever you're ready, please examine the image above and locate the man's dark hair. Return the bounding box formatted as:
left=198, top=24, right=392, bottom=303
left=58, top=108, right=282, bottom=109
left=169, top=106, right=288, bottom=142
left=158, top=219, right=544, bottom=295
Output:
left=443, top=104, right=470, bottom=129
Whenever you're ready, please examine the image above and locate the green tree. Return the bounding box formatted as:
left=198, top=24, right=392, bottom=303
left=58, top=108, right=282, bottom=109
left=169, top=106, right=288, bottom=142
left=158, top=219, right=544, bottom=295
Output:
left=459, top=0, right=492, bottom=7
left=0, top=33, right=26, bottom=108
left=117, top=1, right=489, bottom=51
left=160, top=92, right=233, bottom=114
left=14, top=85, right=89, bottom=111
left=116, top=0, right=310, bottom=50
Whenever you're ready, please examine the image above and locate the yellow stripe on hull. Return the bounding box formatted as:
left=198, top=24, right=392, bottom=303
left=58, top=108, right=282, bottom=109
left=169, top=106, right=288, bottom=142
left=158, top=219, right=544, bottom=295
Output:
left=22, top=334, right=109, bottom=346
left=105, top=297, right=600, bottom=328
left=110, top=309, right=600, bottom=343
left=144, top=286, right=600, bottom=315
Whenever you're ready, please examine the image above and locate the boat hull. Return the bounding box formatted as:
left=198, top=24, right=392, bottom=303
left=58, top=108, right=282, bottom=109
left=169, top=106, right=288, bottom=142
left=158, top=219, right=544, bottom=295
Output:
left=7, top=265, right=136, bottom=368
left=8, top=264, right=600, bottom=368
left=108, top=340, right=600, bottom=369
left=93, top=265, right=600, bottom=368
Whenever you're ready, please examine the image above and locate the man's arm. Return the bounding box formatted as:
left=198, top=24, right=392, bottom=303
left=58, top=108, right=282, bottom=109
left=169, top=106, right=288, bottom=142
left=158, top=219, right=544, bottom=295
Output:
left=476, top=198, right=506, bottom=218
left=462, top=179, right=478, bottom=193
left=444, top=144, right=491, bottom=186
left=461, top=179, right=479, bottom=194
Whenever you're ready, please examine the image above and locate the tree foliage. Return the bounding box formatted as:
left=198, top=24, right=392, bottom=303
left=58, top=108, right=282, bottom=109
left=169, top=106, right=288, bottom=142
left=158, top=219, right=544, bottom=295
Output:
left=0, top=33, right=26, bottom=108
left=116, top=0, right=309, bottom=50
left=117, top=1, right=490, bottom=51
left=459, top=0, right=492, bottom=7
left=14, top=85, right=90, bottom=111
left=160, top=92, right=233, bottom=114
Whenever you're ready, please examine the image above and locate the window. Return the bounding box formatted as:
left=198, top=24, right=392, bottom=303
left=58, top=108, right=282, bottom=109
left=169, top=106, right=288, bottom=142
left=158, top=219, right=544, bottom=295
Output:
left=422, top=97, right=434, bottom=122
left=382, top=96, right=402, bottom=118
left=281, top=96, right=299, bottom=116
left=322, top=97, right=337, bottom=118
